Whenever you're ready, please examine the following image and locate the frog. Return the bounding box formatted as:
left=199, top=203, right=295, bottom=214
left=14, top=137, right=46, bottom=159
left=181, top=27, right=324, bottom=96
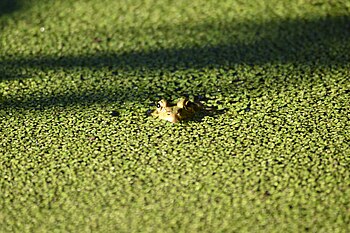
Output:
left=150, top=97, right=204, bottom=123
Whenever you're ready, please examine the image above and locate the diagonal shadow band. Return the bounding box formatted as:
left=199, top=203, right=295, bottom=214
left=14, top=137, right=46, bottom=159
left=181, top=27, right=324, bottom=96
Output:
left=0, top=0, right=22, bottom=17
left=2, top=14, right=349, bottom=75
left=1, top=15, right=350, bottom=109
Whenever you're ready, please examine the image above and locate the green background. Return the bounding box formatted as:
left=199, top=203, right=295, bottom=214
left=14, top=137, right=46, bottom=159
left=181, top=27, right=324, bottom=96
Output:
left=1, top=0, right=350, bottom=232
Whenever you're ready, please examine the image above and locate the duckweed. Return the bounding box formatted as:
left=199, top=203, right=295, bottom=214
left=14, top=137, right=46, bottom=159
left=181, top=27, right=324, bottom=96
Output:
left=1, top=0, right=350, bottom=232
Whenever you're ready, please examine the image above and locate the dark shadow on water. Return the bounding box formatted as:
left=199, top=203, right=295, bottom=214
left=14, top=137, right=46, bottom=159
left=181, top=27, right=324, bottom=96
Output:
left=2, top=15, right=349, bottom=72
left=191, top=108, right=227, bottom=123
left=0, top=0, right=22, bottom=17
left=1, top=14, right=350, bottom=109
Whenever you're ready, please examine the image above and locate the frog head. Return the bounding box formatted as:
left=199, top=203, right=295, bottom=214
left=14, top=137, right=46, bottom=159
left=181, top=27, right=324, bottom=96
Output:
left=151, top=97, right=204, bottom=123
left=151, top=99, right=181, bottom=123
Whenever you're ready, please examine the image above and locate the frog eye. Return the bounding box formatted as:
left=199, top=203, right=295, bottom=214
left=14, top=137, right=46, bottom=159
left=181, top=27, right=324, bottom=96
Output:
left=157, top=103, right=161, bottom=108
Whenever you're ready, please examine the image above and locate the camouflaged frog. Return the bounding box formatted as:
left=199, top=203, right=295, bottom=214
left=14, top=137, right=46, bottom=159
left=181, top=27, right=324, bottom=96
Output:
left=151, top=97, right=204, bottom=123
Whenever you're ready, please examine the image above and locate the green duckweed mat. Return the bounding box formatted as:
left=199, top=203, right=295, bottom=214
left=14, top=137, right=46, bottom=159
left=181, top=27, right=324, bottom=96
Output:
left=1, top=0, right=350, bottom=232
